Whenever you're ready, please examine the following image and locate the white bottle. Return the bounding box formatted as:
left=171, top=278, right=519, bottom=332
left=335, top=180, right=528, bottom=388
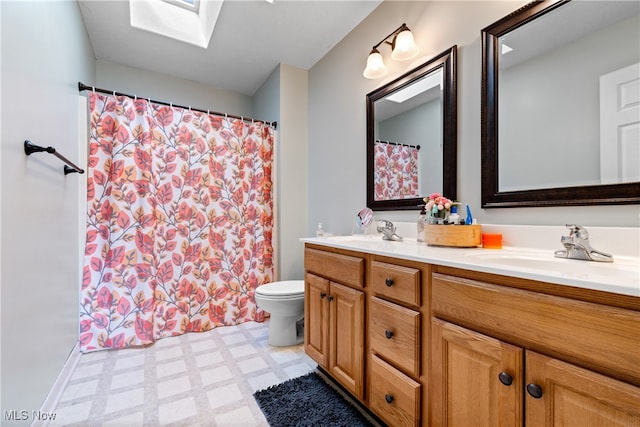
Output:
left=316, top=222, right=325, bottom=237
left=417, top=207, right=426, bottom=242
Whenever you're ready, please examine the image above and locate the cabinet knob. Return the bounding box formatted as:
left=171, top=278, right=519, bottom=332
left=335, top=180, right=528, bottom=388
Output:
left=385, top=393, right=394, bottom=404
left=526, top=383, right=543, bottom=399
left=385, top=277, right=394, bottom=287
left=384, top=329, right=394, bottom=339
left=320, top=291, right=326, bottom=299
left=327, top=295, right=334, bottom=302
left=498, top=372, right=513, bottom=386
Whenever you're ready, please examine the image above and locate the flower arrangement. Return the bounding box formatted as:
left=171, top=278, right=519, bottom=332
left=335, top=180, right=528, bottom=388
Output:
left=424, top=192, right=459, bottom=223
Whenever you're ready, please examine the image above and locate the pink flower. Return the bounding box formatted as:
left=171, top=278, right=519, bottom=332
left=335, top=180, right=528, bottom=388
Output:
left=423, top=192, right=460, bottom=219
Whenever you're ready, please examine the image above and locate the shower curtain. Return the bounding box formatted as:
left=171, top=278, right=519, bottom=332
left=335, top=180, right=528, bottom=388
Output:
left=80, top=92, right=274, bottom=352
left=373, top=141, right=420, bottom=200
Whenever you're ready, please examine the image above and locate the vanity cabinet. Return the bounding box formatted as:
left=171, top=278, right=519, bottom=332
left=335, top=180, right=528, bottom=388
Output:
left=368, top=259, right=424, bottom=427
left=304, top=248, right=365, bottom=399
left=304, top=242, right=639, bottom=427
left=431, top=271, right=640, bottom=427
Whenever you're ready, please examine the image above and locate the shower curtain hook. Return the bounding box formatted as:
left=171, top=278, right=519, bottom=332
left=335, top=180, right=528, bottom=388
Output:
left=92, top=86, right=95, bottom=93
left=113, top=90, right=116, bottom=97
left=134, top=94, right=137, bottom=100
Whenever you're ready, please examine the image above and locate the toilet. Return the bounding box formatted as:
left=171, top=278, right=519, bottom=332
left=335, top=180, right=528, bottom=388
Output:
left=255, top=280, right=305, bottom=347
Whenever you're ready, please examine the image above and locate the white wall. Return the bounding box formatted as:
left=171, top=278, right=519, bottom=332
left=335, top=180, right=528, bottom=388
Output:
left=308, top=0, right=640, bottom=235
left=278, top=65, right=308, bottom=279
left=96, top=60, right=253, bottom=118
left=254, top=65, right=309, bottom=281
left=0, top=1, right=95, bottom=422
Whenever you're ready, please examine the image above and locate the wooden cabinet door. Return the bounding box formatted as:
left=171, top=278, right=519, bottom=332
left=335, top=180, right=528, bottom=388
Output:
left=525, top=351, right=640, bottom=427
left=304, top=273, right=329, bottom=368
left=329, top=281, right=365, bottom=398
left=431, top=319, right=523, bottom=427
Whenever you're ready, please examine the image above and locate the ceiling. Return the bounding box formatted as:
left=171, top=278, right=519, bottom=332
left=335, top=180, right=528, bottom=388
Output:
left=78, top=0, right=382, bottom=96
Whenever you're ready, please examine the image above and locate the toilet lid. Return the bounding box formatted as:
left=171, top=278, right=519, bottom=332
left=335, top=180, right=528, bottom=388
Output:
left=255, top=280, right=304, bottom=298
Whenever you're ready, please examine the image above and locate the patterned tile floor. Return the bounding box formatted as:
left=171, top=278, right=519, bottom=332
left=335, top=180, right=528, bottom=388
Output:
left=51, top=320, right=317, bottom=426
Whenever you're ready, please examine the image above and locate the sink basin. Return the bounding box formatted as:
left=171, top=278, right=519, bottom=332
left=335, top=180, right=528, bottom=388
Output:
left=463, top=248, right=639, bottom=285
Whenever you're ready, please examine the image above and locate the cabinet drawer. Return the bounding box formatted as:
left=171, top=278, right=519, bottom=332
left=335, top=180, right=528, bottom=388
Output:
left=304, top=248, right=364, bottom=288
left=432, top=273, right=640, bottom=386
left=370, top=297, right=420, bottom=377
left=369, top=355, right=421, bottom=427
left=371, top=260, right=420, bottom=307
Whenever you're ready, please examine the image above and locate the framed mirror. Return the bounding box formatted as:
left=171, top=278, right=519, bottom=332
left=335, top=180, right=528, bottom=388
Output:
left=481, top=0, right=640, bottom=208
left=367, top=45, right=457, bottom=211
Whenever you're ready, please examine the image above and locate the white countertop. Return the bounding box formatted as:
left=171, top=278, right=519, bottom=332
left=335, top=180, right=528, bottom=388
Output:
left=302, top=234, right=640, bottom=297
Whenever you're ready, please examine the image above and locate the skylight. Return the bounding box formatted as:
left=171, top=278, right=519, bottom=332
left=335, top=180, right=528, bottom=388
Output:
left=386, top=70, right=442, bottom=103
left=129, top=0, right=223, bottom=48
left=501, top=43, right=514, bottom=55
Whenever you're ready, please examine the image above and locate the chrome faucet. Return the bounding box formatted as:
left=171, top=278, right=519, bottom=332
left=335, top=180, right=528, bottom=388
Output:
left=554, top=224, right=613, bottom=262
left=377, top=220, right=403, bottom=241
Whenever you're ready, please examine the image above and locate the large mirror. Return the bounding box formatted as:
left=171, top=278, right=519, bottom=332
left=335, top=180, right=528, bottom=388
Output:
left=482, top=0, right=640, bottom=207
left=367, top=45, right=457, bottom=211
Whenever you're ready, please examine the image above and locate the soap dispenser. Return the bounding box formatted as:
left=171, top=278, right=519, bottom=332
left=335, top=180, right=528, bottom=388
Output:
left=417, top=205, right=427, bottom=242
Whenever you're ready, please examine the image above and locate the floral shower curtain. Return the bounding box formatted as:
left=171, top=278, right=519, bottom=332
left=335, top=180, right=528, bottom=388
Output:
left=373, top=141, right=420, bottom=200
left=79, top=92, right=274, bottom=352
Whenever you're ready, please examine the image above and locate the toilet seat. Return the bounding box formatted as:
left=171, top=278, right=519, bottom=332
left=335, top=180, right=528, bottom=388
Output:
left=255, top=280, right=304, bottom=299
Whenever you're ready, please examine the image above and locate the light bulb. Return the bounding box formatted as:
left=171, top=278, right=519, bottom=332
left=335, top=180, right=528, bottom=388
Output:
left=363, top=50, right=387, bottom=79
left=391, top=30, right=418, bottom=61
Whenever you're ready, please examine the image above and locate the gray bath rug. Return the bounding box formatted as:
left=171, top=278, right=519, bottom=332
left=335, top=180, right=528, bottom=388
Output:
left=253, top=371, right=376, bottom=426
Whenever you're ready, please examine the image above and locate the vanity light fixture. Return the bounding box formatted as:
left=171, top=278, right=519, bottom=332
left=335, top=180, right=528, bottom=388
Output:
left=363, top=23, right=419, bottom=79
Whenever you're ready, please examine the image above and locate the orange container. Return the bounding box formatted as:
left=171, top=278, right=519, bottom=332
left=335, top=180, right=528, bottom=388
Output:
left=482, top=233, right=503, bottom=249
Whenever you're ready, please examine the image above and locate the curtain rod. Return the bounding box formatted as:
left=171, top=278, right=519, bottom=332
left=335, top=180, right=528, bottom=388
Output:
left=375, top=139, right=420, bottom=150
left=78, top=82, right=277, bottom=130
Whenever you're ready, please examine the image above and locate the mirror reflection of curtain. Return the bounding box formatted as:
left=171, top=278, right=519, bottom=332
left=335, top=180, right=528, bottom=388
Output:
left=373, top=141, right=420, bottom=200
left=80, top=92, right=274, bottom=352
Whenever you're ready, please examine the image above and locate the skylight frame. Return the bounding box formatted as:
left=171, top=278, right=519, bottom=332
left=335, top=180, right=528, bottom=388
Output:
left=162, top=0, right=200, bottom=14
left=129, top=0, right=223, bottom=49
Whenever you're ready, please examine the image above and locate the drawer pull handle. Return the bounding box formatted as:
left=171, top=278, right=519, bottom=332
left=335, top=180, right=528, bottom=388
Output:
left=320, top=291, right=326, bottom=299
left=498, top=372, right=513, bottom=386
left=526, top=383, right=543, bottom=399
left=385, top=277, right=394, bottom=287
left=327, top=295, right=334, bottom=302
left=384, top=329, right=394, bottom=339
left=385, top=393, right=394, bottom=404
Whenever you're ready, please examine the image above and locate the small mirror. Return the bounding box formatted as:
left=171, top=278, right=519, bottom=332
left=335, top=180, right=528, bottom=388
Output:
left=367, top=46, right=457, bottom=210
left=356, top=207, right=374, bottom=228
